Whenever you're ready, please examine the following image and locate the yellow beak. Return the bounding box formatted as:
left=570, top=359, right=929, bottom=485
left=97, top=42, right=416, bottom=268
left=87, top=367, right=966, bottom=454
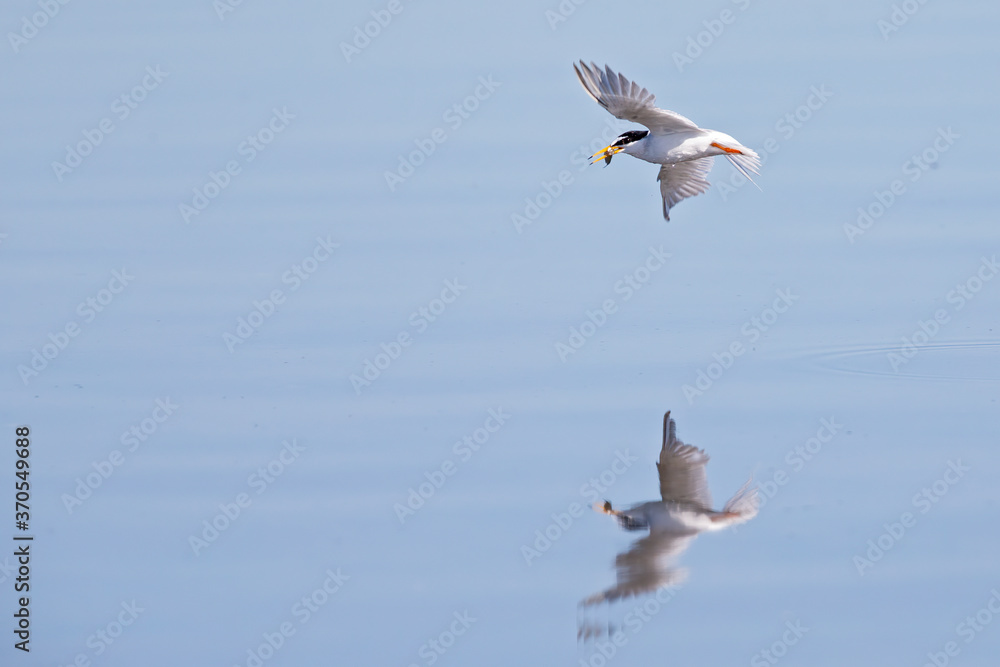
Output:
left=589, top=144, right=624, bottom=165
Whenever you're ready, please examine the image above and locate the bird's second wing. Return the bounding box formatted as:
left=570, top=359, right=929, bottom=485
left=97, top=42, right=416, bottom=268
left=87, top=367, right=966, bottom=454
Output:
left=657, top=411, right=712, bottom=509
left=574, top=61, right=701, bottom=134
left=656, top=158, right=713, bottom=221
left=580, top=533, right=694, bottom=606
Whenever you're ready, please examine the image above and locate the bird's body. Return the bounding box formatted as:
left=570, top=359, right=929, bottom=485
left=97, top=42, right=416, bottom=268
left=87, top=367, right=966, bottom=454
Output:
left=617, top=498, right=741, bottom=533
left=574, top=61, right=761, bottom=220
left=613, top=130, right=733, bottom=165
left=582, top=411, right=758, bottom=607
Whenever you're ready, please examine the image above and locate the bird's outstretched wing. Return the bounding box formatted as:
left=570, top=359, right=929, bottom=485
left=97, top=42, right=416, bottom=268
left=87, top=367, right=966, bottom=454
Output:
left=574, top=61, right=701, bottom=134
left=656, top=158, right=713, bottom=221
left=580, top=532, right=693, bottom=606
left=657, top=412, right=712, bottom=509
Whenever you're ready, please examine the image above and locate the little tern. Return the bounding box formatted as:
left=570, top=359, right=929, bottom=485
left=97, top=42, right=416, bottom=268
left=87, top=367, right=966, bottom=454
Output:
left=574, top=61, right=761, bottom=221
left=582, top=411, right=758, bottom=606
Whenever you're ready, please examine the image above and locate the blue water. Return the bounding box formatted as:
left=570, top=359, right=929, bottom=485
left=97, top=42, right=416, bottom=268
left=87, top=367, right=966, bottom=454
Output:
left=2, top=0, right=999, bottom=665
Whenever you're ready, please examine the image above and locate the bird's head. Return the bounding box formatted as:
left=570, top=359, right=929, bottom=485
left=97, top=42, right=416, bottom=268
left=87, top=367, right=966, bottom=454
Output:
left=593, top=501, right=648, bottom=531
left=589, top=130, right=649, bottom=165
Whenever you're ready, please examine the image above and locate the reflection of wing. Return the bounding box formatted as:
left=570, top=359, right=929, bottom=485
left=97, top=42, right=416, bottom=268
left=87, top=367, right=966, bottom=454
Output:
left=581, top=532, right=694, bottom=605
left=658, top=412, right=712, bottom=509
left=657, top=159, right=713, bottom=221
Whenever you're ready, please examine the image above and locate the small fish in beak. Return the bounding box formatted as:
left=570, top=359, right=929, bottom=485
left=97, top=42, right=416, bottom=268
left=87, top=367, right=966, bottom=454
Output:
left=593, top=500, right=615, bottom=515
left=589, top=144, right=624, bottom=166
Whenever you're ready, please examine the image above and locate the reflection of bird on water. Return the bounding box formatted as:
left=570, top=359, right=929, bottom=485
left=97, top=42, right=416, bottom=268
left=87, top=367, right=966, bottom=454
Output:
left=582, top=411, right=759, bottom=609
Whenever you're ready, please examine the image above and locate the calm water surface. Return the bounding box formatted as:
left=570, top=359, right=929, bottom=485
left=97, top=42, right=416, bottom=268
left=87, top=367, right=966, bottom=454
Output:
left=1, top=1, right=999, bottom=665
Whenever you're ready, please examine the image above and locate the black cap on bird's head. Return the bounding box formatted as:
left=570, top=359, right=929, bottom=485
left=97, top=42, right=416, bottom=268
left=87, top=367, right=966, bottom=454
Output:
left=616, top=513, right=649, bottom=532
left=613, top=130, right=650, bottom=146
left=590, top=130, right=649, bottom=165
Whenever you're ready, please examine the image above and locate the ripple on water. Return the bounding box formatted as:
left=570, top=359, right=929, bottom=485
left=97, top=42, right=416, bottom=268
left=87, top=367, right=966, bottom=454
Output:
left=793, top=340, right=1000, bottom=382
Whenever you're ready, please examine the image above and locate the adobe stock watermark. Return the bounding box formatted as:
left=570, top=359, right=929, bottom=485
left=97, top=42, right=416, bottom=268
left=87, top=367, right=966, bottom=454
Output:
left=213, top=0, right=248, bottom=21
left=59, top=600, right=145, bottom=665
left=384, top=75, right=501, bottom=191
left=407, top=611, right=477, bottom=667
left=877, top=0, right=932, bottom=40
left=920, top=588, right=1000, bottom=667
left=349, top=278, right=467, bottom=395
left=672, top=0, right=754, bottom=72
left=578, top=586, right=682, bottom=659
left=717, top=84, right=833, bottom=202
left=752, top=416, right=843, bottom=513
left=543, top=0, right=590, bottom=30
left=844, top=127, right=958, bottom=243
left=853, top=459, right=969, bottom=575
left=511, top=116, right=630, bottom=234
left=521, top=449, right=638, bottom=566
left=749, top=619, right=809, bottom=667
left=232, top=566, right=349, bottom=667
left=682, top=288, right=798, bottom=404
left=887, top=255, right=998, bottom=372
left=7, top=0, right=73, bottom=54
left=340, top=0, right=414, bottom=63
left=178, top=107, right=295, bottom=223
left=223, top=235, right=340, bottom=352
left=555, top=246, right=671, bottom=362
left=51, top=65, right=168, bottom=182
left=393, top=408, right=512, bottom=524
left=188, top=439, right=305, bottom=556
left=17, top=268, right=134, bottom=385
left=61, top=397, right=179, bottom=514
left=0, top=557, right=16, bottom=585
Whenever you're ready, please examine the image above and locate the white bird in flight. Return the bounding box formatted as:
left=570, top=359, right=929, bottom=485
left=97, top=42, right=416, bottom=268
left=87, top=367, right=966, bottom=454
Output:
left=582, top=411, right=758, bottom=607
left=574, top=61, right=761, bottom=221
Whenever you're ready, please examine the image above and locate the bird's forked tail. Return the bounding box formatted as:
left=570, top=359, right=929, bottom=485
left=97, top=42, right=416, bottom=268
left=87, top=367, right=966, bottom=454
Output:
left=719, top=478, right=759, bottom=525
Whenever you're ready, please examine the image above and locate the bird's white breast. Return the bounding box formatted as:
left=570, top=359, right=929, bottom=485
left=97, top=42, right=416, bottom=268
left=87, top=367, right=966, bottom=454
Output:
left=625, top=131, right=709, bottom=165
left=642, top=503, right=712, bottom=533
